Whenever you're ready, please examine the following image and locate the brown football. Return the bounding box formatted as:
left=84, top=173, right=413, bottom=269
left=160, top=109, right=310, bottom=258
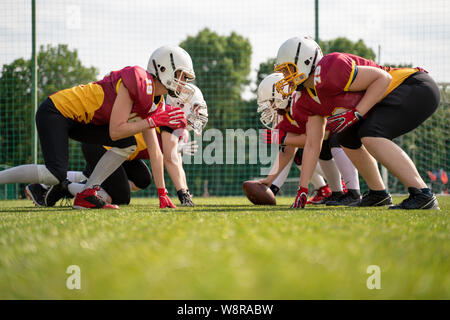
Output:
left=242, top=180, right=276, bottom=205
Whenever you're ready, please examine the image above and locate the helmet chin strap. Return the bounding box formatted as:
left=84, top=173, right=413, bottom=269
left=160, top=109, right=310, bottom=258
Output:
left=167, top=89, right=177, bottom=98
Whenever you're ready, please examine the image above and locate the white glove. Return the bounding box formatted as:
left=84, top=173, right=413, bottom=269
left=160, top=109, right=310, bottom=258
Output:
left=177, top=140, right=199, bottom=156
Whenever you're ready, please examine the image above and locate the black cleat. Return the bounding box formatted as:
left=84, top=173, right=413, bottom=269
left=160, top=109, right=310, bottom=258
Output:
left=350, top=190, right=392, bottom=207
left=326, top=189, right=361, bottom=206
left=25, top=184, right=48, bottom=207
left=177, top=189, right=195, bottom=207
left=44, top=179, right=73, bottom=207
left=388, top=187, right=440, bottom=210
left=321, top=191, right=346, bottom=205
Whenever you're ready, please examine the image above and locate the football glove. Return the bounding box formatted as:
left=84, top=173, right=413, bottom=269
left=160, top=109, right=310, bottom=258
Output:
left=261, top=128, right=286, bottom=144
left=177, top=140, right=199, bottom=155
left=177, top=189, right=194, bottom=207
left=147, top=106, right=186, bottom=130
left=326, top=108, right=363, bottom=135
left=291, top=186, right=309, bottom=209
left=157, top=188, right=176, bottom=209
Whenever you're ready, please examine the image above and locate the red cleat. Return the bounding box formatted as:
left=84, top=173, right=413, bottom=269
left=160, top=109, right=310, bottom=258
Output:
left=307, top=184, right=332, bottom=204
left=342, top=179, right=348, bottom=194
left=73, top=186, right=119, bottom=209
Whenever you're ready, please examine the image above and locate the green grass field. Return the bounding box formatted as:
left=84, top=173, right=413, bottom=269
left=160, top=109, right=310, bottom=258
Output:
left=0, top=196, right=449, bottom=300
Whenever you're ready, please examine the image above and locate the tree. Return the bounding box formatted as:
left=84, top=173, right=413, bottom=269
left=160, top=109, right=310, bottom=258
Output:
left=179, top=29, right=256, bottom=195
left=319, top=37, right=376, bottom=60
left=180, top=28, right=252, bottom=129
left=0, top=44, right=98, bottom=166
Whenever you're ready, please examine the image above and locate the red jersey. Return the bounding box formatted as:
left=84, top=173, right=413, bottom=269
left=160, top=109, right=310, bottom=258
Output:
left=50, top=66, right=158, bottom=124
left=275, top=93, right=306, bottom=135
left=311, top=52, right=420, bottom=116
left=292, top=86, right=364, bottom=120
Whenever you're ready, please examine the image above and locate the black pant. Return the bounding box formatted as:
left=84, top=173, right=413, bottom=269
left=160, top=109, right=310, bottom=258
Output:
left=82, top=143, right=152, bottom=205
left=338, top=71, right=441, bottom=149
left=35, top=98, right=137, bottom=182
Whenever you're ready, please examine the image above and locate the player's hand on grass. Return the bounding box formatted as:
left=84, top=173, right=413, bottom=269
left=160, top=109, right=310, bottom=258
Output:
left=326, top=108, right=363, bottom=135
left=291, top=186, right=309, bottom=209
left=147, top=106, right=186, bottom=130
left=157, top=188, right=176, bottom=209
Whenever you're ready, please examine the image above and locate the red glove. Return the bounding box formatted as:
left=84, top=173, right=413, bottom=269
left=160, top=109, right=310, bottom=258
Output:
left=147, top=106, right=186, bottom=130
left=261, top=128, right=286, bottom=144
left=326, top=108, right=363, bottom=135
left=157, top=188, right=176, bottom=209
left=291, top=187, right=308, bottom=209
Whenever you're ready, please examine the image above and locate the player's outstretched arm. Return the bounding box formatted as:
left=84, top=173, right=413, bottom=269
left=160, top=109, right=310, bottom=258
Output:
left=143, top=128, right=176, bottom=208
left=284, top=133, right=307, bottom=148
left=109, top=83, right=149, bottom=141
left=161, top=130, right=186, bottom=192
left=292, top=115, right=326, bottom=208
left=259, top=145, right=296, bottom=186
left=348, top=66, right=392, bottom=116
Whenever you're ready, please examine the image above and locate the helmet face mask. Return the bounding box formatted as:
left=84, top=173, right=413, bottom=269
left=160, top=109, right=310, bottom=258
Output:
left=166, top=84, right=208, bottom=136
left=257, top=101, right=277, bottom=129
left=187, top=104, right=208, bottom=135
left=257, top=73, right=290, bottom=129
left=274, top=62, right=307, bottom=98
left=275, top=36, right=323, bottom=97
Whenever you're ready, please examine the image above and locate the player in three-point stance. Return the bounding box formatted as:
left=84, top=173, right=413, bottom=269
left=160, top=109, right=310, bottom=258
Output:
left=274, top=36, right=440, bottom=209
left=25, top=85, right=208, bottom=208
left=0, top=45, right=195, bottom=209
left=257, top=73, right=363, bottom=206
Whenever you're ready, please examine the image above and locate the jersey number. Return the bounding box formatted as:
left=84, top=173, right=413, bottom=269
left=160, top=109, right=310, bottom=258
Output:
left=314, top=66, right=322, bottom=86
left=146, top=78, right=153, bottom=95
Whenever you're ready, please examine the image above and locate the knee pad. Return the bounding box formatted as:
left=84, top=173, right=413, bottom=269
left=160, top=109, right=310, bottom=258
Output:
left=109, top=145, right=137, bottom=158
left=37, top=165, right=61, bottom=184
left=133, top=172, right=152, bottom=190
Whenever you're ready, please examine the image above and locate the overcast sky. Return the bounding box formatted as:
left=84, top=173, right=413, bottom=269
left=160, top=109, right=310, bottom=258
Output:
left=1, top=0, right=449, bottom=98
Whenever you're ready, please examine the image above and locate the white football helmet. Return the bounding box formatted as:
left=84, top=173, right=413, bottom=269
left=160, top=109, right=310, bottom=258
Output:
left=147, top=45, right=196, bottom=100
left=166, top=84, right=208, bottom=135
left=257, top=73, right=290, bottom=129
left=274, top=36, right=323, bottom=97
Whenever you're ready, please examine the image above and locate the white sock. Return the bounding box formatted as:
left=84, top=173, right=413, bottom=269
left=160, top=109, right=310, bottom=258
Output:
left=331, top=147, right=360, bottom=190
left=68, top=182, right=85, bottom=197
left=319, top=159, right=342, bottom=192
left=67, top=171, right=87, bottom=183
left=0, top=164, right=59, bottom=185
left=314, top=162, right=325, bottom=177
left=69, top=182, right=110, bottom=203
left=272, top=159, right=293, bottom=188
left=84, top=149, right=127, bottom=190
left=309, top=164, right=326, bottom=190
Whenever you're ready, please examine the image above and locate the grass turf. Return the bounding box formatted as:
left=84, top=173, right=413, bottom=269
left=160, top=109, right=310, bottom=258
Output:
left=0, top=196, right=448, bottom=299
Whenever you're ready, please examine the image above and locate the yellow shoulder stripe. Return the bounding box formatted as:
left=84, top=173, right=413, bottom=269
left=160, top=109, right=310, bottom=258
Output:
left=344, top=60, right=356, bottom=91
left=285, top=112, right=294, bottom=124
left=115, top=78, right=123, bottom=93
